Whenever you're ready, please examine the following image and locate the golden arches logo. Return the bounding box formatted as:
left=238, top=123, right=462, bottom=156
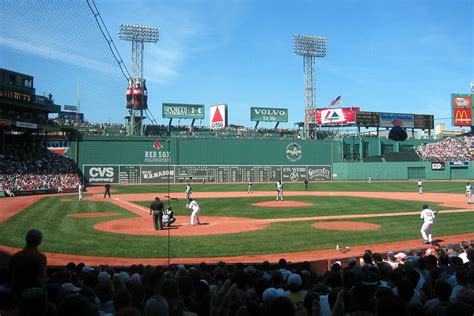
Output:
left=454, top=109, right=471, bottom=125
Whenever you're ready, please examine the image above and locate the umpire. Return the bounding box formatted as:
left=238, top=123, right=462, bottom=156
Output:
left=150, top=197, right=164, bottom=230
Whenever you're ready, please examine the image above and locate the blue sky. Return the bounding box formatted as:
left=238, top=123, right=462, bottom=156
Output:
left=0, top=0, right=472, bottom=130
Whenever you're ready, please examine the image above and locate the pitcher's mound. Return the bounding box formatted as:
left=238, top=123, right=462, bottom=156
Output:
left=253, top=201, right=312, bottom=207
left=313, top=221, right=380, bottom=231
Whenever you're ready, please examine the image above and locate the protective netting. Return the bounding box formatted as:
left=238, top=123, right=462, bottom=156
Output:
left=0, top=0, right=128, bottom=123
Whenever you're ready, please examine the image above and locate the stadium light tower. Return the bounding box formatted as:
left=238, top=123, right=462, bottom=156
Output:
left=293, top=34, right=327, bottom=139
left=119, top=24, right=159, bottom=136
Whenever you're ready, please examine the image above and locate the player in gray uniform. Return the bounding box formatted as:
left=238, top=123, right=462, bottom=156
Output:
left=248, top=181, right=253, bottom=193
left=417, top=179, right=423, bottom=194
left=466, top=182, right=472, bottom=204
left=276, top=181, right=283, bottom=201
left=185, top=183, right=192, bottom=200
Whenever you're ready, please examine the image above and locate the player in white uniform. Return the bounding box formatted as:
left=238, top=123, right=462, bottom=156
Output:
left=185, top=183, right=192, bottom=200
left=420, top=203, right=438, bottom=244
left=248, top=181, right=253, bottom=193
left=77, top=182, right=83, bottom=201
left=466, top=182, right=472, bottom=204
left=187, top=198, right=201, bottom=225
left=368, top=176, right=372, bottom=184
left=417, top=179, right=423, bottom=194
left=276, top=181, right=283, bottom=201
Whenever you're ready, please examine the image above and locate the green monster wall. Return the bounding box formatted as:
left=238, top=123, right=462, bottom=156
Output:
left=69, top=136, right=471, bottom=182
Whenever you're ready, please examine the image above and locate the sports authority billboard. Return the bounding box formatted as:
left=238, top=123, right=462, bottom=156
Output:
left=451, top=94, right=473, bottom=126
left=162, top=103, right=205, bottom=119
left=250, top=107, right=288, bottom=122
left=210, top=104, right=228, bottom=129
left=315, top=107, right=360, bottom=125
left=379, top=113, right=414, bottom=128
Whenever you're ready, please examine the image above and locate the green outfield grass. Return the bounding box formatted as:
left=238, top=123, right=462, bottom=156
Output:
left=111, top=181, right=468, bottom=195
left=0, top=185, right=470, bottom=258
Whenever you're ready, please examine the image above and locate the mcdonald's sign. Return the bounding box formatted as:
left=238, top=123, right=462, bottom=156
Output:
left=453, top=107, right=472, bottom=126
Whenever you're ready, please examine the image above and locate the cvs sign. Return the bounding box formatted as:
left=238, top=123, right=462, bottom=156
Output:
left=84, top=166, right=118, bottom=183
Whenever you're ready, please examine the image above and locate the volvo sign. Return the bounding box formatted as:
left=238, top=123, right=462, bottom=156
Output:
left=251, top=107, right=288, bottom=122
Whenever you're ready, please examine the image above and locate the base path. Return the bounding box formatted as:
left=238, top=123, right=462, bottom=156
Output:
left=1, top=190, right=473, bottom=266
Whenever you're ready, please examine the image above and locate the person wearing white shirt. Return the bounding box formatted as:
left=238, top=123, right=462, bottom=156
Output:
left=420, top=203, right=438, bottom=244
left=276, top=181, right=283, bottom=201
left=187, top=198, right=201, bottom=226
left=78, top=183, right=83, bottom=201
left=417, top=179, right=423, bottom=194
left=466, top=182, right=472, bottom=204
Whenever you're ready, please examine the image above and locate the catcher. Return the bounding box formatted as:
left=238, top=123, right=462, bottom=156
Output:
left=162, top=207, right=176, bottom=227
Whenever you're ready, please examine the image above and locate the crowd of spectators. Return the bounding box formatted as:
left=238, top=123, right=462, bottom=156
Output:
left=0, top=107, right=49, bottom=125
left=1, top=229, right=474, bottom=316
left=416, top=134, right=474, bottom=162
left=0, top=139, right=80, bottom=194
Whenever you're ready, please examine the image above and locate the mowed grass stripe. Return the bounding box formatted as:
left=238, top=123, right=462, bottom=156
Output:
left=136, top=196, right=452, bottom=219
left=112, top=181, right=467, bottom=195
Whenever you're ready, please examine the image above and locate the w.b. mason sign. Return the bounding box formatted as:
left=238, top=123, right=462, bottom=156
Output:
left=250, top=107, right=288, bottom=122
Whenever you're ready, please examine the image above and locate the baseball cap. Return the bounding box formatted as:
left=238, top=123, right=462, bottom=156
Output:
left=387, top=252, right=396, bottom=260
left=262, top=287, right=287, bottom=303
left=361, top=272, right=379, bottom=286
left=287, top=273, right=302, bottom=286
left=62, top=282, right=81, bottom=292
left=98, top=271, right=111, bottom=282
left=82, top=266, right=94, bottom=273
left=395, top=252, right=407, bottom=260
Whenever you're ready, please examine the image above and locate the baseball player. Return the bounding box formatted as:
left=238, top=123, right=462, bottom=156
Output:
left=304, top=179, right=309, bottom=191
left=466, top=182, right=472, bottom=204
left=187, top=198, right=201, bottom=226
left=417, top=179, right=423, bottom=194
left=162, top=207, right=176, bottom=227
left=276, top=181, right=283, bottom=201
left=368, top=176, right=372, bottom=184
left=185, top=183, right=192, bottom=200
left=420, top=203, right=439, bottom=244
left=77, top=182, right=83, bottom=201
left=248, top=181, right=253, bottom=193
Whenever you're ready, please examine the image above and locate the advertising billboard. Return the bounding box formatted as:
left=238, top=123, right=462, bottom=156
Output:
left=250, top=107, right=288, bottom=122
left=379, top=113, right=414, bottom=128
left=451, top=94, right=473, bottom=127
left=210, top=104, right=228, bottom=129
left=315, top=107, right=360, bottom=125
left=162, top=103, right=205, bottom=119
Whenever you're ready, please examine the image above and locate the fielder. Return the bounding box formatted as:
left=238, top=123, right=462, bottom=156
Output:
left=187, top=198, right=201, bottom=226
left=420, top=203, right=439, bottom=244
left=417, top=179, right=423, bottom=194
left=248, top=181, right=253, bottom=193
left=276, top=180, right=283, bottom=201
left=185, top=183, right=192, bottom=200
left=77, top=182, right=83, bottom=201
left=466, top=182, right=472, bottom=204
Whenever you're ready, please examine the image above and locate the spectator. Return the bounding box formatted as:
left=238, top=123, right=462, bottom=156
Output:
left=8, top=229, right=47, bottom=297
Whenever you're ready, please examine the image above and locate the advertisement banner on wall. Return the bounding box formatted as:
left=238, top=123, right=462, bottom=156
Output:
left=210, top=104, right=228, bottom=129
left=307, top=165, right=332, bottom=181
left=141, top=166, right=174, bottom=183
left=315, top=107, right=360, bottom=125
left=83, top=165, right=119, bottom=183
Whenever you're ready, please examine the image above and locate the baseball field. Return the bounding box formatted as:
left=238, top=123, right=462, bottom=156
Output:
left=1, top=181, right=473, bottom=266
